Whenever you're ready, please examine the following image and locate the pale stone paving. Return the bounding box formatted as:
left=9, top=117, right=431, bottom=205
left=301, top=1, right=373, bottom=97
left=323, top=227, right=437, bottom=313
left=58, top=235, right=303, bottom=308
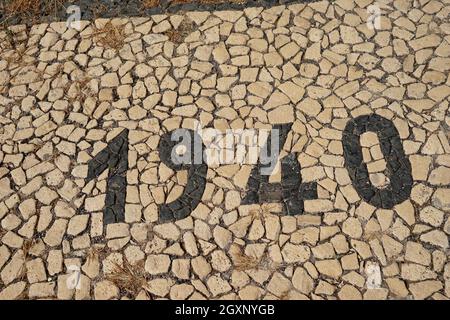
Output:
left=0, top=0, right=449, bottom=300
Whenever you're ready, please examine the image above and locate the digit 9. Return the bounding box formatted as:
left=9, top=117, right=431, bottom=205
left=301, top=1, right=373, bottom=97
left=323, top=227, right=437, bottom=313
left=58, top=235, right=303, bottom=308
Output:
left=157, top=129, right=208, bottom=222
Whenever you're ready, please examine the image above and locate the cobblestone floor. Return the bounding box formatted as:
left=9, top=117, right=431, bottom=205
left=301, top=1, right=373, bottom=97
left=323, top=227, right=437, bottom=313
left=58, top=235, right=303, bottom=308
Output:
left=0, top=0, right=449, bottom=300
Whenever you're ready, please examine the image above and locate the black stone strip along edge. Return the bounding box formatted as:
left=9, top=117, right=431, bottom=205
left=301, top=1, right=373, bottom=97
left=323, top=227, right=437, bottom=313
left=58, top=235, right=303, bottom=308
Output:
left=1, top=0, right=323, bottom=26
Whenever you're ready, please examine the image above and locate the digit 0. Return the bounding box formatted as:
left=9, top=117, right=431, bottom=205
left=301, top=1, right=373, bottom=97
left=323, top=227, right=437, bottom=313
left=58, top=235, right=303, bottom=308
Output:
left=342, top=114, right=413, bottom=209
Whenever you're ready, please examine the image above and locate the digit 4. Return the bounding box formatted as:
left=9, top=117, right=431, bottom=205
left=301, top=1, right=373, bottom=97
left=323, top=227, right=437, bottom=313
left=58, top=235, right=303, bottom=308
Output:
left=242, top=123, right=318, bottom=215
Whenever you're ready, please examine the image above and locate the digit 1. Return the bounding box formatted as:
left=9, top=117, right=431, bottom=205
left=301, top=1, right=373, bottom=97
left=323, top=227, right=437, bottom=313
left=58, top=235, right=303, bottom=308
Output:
left=242, top=123, right=318, bottom=215
left=86, top=129, right=129, bottom=225
left=342, top=114, right=413, bottom=208
left=157, top=128, right=207, bottom=222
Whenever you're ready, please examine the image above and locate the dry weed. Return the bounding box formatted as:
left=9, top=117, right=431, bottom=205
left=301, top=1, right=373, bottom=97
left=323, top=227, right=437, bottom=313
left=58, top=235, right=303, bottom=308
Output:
left=171, top=0, right=246, bottom=4
left=1, top=0, right=67, bottom=26
left=107, top=259, right=149, bottom=297
left=21, top=238, right=35, bottom=258
left=363, top=229, right=384, bottom=242
left=233, top=250, right=261, bottom=271
left=18, top=238, right=36, bottom=280
left=165, top=17, right=195, bottom=44
left=1, top=35, right=29, bottom=64
left=91, top=21, right=126, bottom=50
left=142, top=0, right=161, bottom=9
left=278, top=290, right=289, bottom=300
left=249, top=203, right=278, bottom=221
left=0, top=27, right=37, bottom=88
left=3, top=0, right=40, bottom=18
left=86, top=245, right=107, bottom=264
left=65, top=74, right=94, bottom=103
left=0, top=228, right=8, bottom=239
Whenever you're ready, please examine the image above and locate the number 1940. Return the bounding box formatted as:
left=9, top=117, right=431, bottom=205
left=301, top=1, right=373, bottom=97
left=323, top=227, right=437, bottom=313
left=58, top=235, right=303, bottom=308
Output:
left=86, top=114, right=412, bottom=225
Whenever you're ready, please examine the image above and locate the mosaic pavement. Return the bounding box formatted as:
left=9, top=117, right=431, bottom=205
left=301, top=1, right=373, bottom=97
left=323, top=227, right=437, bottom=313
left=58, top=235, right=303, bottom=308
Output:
left=0, top=0, right=449, bottom=300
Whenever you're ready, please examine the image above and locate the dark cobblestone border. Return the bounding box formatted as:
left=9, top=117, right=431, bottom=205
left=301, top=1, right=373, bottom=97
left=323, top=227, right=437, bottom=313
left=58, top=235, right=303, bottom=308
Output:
left=1, top=0, right=322, bottom=26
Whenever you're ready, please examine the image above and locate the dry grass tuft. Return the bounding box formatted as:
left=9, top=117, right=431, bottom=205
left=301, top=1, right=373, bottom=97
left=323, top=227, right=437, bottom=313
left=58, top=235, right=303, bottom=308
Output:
left=3, top=0, right=40, bottom=17
left=0, top=27, right=36, bottom=85
left=201, top=0, right=246, bottom=4
left=65, top=74, right=94, bottom=104
left=16, top=289, right=29, bottom=300
left=0, top=27, right=30, bottom=61
left=169, top=0, right=191, bottom=4
left=363, top=229, right=384, bottom=242
left=91, top=21, right=126, bottom=50
left=165, top=17, right=195, bottom=44
left=107, top=259, right=149, bottom=297
left=18, top=238, right=36, bottom=280
left=21, top=238, right=35, bottom=259
left=233, top=250, right=261, bottom=271
left=0, top=228, right=8, bottom=239
left=231, top=245, right=282, bottom=272
left=86, top=245, right=107, bottom=264
left=3, top=46, right=30, bottom=68
left=0, top=27, right=18, bottom=49
left=278, top=290, right=292, bottom=300
left=171, top=0, right=246, bottom=4
left=1, top=0, right=67, bottom=27
left=249, top=203, right=278, bottom=221
left=142, top=0, right=161, bottom=9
